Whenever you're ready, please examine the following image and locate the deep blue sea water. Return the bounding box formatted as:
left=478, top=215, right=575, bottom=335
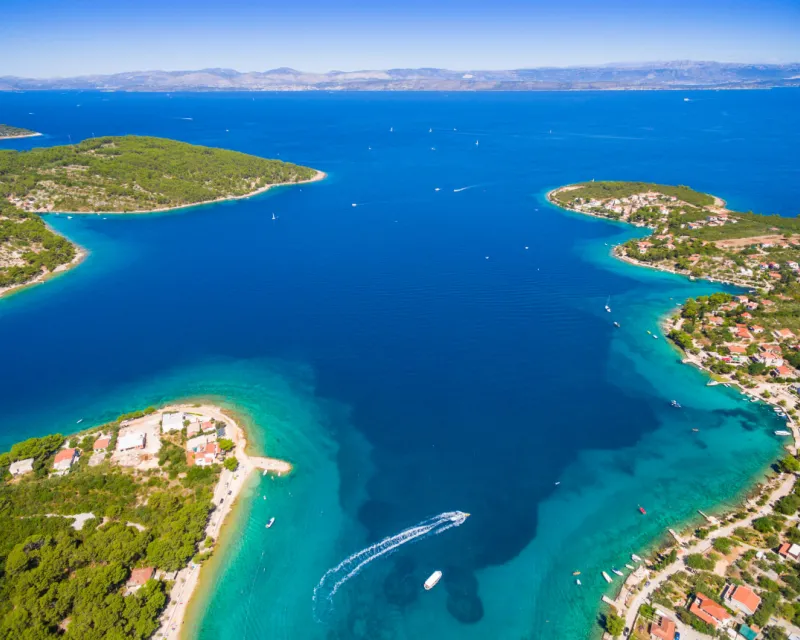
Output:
left=1, top=90, right=798, bottom=639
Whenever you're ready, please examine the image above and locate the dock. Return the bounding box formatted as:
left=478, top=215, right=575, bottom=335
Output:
left=698, top=510, right=717, bottom=525
left=251, top=456, right=293, bottom=475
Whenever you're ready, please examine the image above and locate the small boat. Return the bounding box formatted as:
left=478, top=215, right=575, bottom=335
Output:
left=647, top=330, right=652, bottom=335
left=434, top=187, right=440, bottom=191
left=576, top=579, right=581, bottom=586
left=684, top=97, right=690, bottom=102
left=613, top=322, right=620, bottom=328
left=671, top=400, right=682, bottom=408
left=554, top=481, right=561, bottom=486
left=424, top=570, right=442, bottom=590
left=625, top=564, right=635, bottom=570
left=262, top=469, right=268, bottom=476
left=692, top=428, right=699, bottom=432
left=631, top=554, right=642, bottom=562
left=653, top=335, right=659, bottom=340
left=67, top=216, right=73, bottom=220
left=612, top=568, right=624, bottom=577
left=602, top=571, right=613, bottom=583
left=572, top=571, right=581, bottom=576
left=775, top=430, right=792, bottom=436
left=475, top=140, right=479, bottom=146
left=76, top=418, right=84, bottom=424
left=390, top=127, right=393, bottom=132
left=272, top=213, right=277, bottom=220
left=352, top=203, right=357, bottom=207
left=265, top=517, right=275, bottom=528
left=638, top=505, right=647, bottom=515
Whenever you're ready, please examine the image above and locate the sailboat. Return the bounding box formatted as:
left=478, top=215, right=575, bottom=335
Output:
left=272, top=213, right=277, bottom=220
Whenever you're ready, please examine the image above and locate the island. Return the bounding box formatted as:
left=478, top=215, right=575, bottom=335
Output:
left=550, top=182, right=800, bottom=640
left=0, top=402, right=290, bottom=639
left=0, top=124, right=41, bottom=140
left=0, top=135, right=322, bottom=298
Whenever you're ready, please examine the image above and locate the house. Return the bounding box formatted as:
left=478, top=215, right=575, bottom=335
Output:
left=689, top=593, right=731, bottom=629
left=729, top=324, right=753, bottom=341
left=707, top=316, right=724, bottom=326
left=187, top=442, right=221, bottom=467
left=186, top=434, right=217, bottom=453
left=750, top=325, right=765, bottom=334
left=769, top=272, right=782, bottom=280
left=773, top=328, right=795, bottom=341
left=186, top=422, right=202, bottom=438
left=736, top=295, right=750, bottom=304
left=772, top=365, right=794, bottom=378
left=127, top=567, right=154, bottom=591
left=779, top=542, right=800, bottom=560
left=200, top=421, right=216, bottom=434
left=117, top=432, right=146, bottom=452
left=741, top=312, right=753, bottom=320
left=724, top=584, right=761, bottom=616
left=53, top=448, right=79, bottom=472
left=761, top=300, right=776, bottom=309
left=161, top=412, right=184, bottom=433
left=649, top=614, right=676, bottom=640
left=93, top=436, right=111, bottom=452
left=9, top=458, right=34, bottom=476
left=637, top=241, right=653, bottom=254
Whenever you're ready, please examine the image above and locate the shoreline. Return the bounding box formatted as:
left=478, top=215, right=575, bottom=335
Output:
left=153, top=402, right=291, bottom=640
left=547, top=184, right=798, bottom=637
left=0, top=242, right=88, bottom=300
left=28, top=169, right=327, bottom=216
left=0, top=132, right=42, bottom=141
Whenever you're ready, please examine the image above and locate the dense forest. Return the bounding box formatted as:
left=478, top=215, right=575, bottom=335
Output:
left=0, top=135, right=317, bottom=212
left=0, top=125, right=37, bottom=139
left=0, top=416, right=220, bottom=639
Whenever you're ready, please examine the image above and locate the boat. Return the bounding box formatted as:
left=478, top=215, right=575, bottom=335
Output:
left=775, top=430, right=792, bottom=436
left=572, top=571, right=581, bottom=576
left=390, top=127, right=393, bottom=132
left=76, top=418, right=83, bottom=424
left=429, top=128, right=432, bottom=133
left=684, top=98, right=690, bottom=102
left=434, top=187, right=440, bottom=191
left=612, top=568, right=624, bottom=577
left=613, top=322, right=620, bottom=328
left=262, top=469, right=268, bottom=476
left=631, top=554, right=642, bottom=562
left=653, top=334, right=658, bottom=339
left=424, top=570, right=442, bottom=590
left=272, top=213, right=277, bottom=220
left=475, top=140, right=479, bottom=146
left=625, top=564, right=635, bottom=570
left=602, top=571, right=613, bottom=583
left=671, top=400, right=682, bottom=408
left=576, top=579, right=581, bottom=586
left=265, top=517, right=275, bottom=529
left=604, top=296, right=611, bottom=313
left=692, top=428, right=699, bottom=432
left=352, top=203, right=357, bottom=207
left=638, top=505, right=647, bottom=515
left=67, top=216, right=73, bottom=220
left=647, top=330, right=652, bottom=335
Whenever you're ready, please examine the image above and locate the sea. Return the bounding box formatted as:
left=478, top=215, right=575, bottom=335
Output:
left=1, top=89, right=798, bottom=639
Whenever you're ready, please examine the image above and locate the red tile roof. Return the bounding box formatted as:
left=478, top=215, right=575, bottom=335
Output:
left=54, top=448, right=77, bottom=464
left=690, top=593, right=731, bottom=628
left=93, top=437, right=111, bottom=451
left=729, top=585, right=761, bottom=614
left=650, top=615, right=676, bottom=640
left=128, top=566, right=154, bottom=587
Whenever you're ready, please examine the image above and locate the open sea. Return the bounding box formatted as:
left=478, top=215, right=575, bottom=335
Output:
left=1, top=90, right=798, bottom=639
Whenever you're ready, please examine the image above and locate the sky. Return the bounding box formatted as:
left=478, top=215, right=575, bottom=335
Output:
left=1, top=0, right=799, bottom=77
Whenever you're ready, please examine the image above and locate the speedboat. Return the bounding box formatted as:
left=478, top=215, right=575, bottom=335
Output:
left=638, top=505, right=647, bottom=515
left=265, top=517, right=275, bottom=529
left=576, top=579, right=582, bottom=586
left=625, top=564, right=635, bottom=570
left=671, top=400, right=682, bottom=408
left=613, top=322, right=620, bottom=328
left=612, top=568, right=624, bottom=577
left=775, top=430, right=792, bottom=436
left=424, top=570, right=442, bottom=590
left=572, top=571, right=581, bottom=576
left=602, top=571, right=613, bottom=583
left=631, top=554, right=642, bottom=562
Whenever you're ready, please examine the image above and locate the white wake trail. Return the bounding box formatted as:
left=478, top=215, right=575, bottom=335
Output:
left=313, top=510, right=469, bottom=619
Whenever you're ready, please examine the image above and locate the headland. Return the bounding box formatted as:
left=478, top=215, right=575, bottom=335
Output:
left=0, top=401, right=290, bottom=640
left=549, top=181, right=800, bottom=639
left=0, top=135, right=322, bottom=299
left=0, top=124, right=41, bottom=140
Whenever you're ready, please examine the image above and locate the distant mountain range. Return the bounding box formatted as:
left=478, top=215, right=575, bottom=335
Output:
left=2, top=61, right=799, bottom=92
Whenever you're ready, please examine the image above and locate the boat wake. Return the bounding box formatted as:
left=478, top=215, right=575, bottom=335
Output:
left=453, top=185, right=477, bottom=192
left=312, top=510, right=469, bottom=620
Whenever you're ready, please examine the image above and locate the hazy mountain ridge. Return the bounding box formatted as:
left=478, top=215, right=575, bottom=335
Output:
left=1, top=61, right=799, bottom=91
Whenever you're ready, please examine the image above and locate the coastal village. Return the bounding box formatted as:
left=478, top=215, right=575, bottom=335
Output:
left=0, top=403, right=290, bottom=639
left=551, top=182, right=800, bottom=640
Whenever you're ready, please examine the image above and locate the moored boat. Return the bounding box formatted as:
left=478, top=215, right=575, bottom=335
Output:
left=775, top=430, right=792, bottom=436
left=612, top=568, right=624, bottom=577
left=631, top=554, right=642, bottom=562
left=602, top=571, right=613, bottom=583
left=424, top=570, right=443, bottom=590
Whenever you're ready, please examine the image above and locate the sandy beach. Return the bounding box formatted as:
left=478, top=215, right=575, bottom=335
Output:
left=0, top=243, right=87, bottom=300
left=154, top=403, right=291, bottom=640
left=32, top=169, right=327, bottom=216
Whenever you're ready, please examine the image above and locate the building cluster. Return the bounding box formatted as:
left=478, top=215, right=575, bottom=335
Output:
left=6, top=409, right=233, bottom=480
left=569, top=192, right=679, bottom=222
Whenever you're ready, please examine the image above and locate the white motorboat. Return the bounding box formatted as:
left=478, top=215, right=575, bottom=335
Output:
left=424, top=570, right=442, bottom=590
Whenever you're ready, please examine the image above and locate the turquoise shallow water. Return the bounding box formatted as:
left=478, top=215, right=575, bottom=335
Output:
left=0, top=90, right=797, bottom=638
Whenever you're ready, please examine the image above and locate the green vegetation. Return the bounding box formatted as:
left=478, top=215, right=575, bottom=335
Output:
left=0, top=125, right=37, bottom=139
left=604, top=610, right=625, bottom=637
left=0, top=135, right=317, bottom=213
left=551, top=181, right=714, bottom=207
left=0, top=136, right=317, bottom=292
left=0, top=422, right=223, bottom=638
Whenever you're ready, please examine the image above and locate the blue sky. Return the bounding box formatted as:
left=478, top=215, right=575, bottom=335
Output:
left=1, top=0, right=799, bottom=76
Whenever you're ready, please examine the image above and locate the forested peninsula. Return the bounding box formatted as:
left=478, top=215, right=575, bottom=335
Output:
left=0, top=125, right=40, bottom=140
left=0, top=135, right=320, bottom=296
left=550, top=181, right=800, bottom=640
